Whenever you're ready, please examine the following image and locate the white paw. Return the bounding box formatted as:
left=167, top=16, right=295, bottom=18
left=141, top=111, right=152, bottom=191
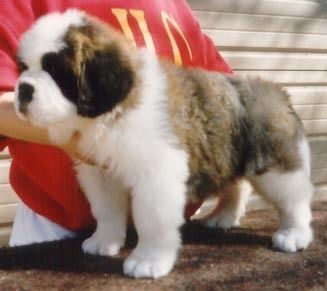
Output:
left=273, top=226, right=313, bottom=252
left=123, top=250, right=177, bottom=279
left=203, top=213, right=240, bottom=230
left=82, top=232, right=124, bottom=257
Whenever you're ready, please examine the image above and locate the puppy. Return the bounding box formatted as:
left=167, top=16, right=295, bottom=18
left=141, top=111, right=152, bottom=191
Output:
left=14, top=10, right=313, bottom=279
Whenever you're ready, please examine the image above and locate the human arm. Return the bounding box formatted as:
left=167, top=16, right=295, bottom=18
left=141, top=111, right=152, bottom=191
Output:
left=0, top=92, right=49, bottom=144
left=0, top=91, right=92, bottom=162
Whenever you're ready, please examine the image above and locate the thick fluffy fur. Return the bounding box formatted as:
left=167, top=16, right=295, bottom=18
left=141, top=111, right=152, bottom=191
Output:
left=14, top=10, right=313, bottom=278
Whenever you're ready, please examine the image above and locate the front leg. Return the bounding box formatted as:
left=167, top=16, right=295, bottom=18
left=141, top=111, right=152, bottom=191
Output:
left=76, top=163, right=128, bottom=256
left=123, top=158, right=188, bottom=279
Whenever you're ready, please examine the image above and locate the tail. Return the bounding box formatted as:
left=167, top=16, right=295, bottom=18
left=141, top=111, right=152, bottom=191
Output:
left=298, top=136, right=311, bottom=178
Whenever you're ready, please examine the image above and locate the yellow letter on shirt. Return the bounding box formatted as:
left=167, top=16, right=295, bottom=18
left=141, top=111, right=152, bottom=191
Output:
left=112, top=9, right=193, bottom=66
left=112, top=8, right=155, bottom=53
left=161, top=11, right=193, bottom=66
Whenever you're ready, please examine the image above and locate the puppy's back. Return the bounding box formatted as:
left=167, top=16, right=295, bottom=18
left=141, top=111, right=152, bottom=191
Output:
left=162, top=62, right=304, bottom=199
left=227, top=75, right=304, bottom=175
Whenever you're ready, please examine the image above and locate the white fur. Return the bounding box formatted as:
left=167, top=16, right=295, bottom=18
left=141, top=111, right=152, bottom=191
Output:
left=19, top=10, right=85, bottom=69
left=77, top=164, right=128, bottom=256
left=298, top=137, right=311, bottom=178
left=249, top=137, right=313, bottom=252
left=14, top=10, right=85, bottom=138
left=15, top=71, right=77, bottom=126
left=76, top=50, right=189, bottom=278
left=15, top=12, right=189, bottom=277
left=16, top=46, right=189, bottom=278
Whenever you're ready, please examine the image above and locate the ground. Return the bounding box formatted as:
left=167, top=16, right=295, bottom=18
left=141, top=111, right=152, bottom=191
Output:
left=0, top=201, right=326, bottom=290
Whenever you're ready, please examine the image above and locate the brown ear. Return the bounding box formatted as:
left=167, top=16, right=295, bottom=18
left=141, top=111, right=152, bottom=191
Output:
left=77, top=48, right=134, bottom=117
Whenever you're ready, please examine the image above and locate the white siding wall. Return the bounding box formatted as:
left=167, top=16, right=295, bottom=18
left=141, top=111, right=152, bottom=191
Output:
left=0, top=148, right=18, bottom=245
left=188, top=0, right=327, bottom=200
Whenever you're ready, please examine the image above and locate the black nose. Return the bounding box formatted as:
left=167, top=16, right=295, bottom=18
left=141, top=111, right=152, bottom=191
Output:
left=18, top=83, right=34, bottom=113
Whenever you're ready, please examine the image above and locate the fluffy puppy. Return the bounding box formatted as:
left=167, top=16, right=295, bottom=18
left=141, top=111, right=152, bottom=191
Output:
left=14, top=10, right=313, bottom=279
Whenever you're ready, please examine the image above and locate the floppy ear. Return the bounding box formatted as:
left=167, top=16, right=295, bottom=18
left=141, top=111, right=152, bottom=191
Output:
left=77, top=48, right=134, bottom=117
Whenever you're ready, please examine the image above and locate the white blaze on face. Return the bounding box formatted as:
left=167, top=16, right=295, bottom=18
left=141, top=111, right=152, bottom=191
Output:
left=14, top=9, right=86, bottom=126
left=18, top=9, right=86, bottom=69
left=15, top=70, right=77, bottom=127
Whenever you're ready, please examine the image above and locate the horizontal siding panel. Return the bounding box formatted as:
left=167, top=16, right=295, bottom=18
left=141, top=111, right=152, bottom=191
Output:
left=314, top=184, right=327, bottom=200
left=287, top=87, right=327, bottom=105
left=311, top=154, right=327, bottom=170
left=0, top=161, right=10, bottom=184
left=0, top=203, right=17, bottom=224
left=309, top=137, right=327, bottom=155
left=303, top=120, right=327, bottom=135
left=0, top=185, right=18, bottom=204
left=237, top=70, right=326, bottom=85
left=188, top=0, right=327, bottom=18
left=221, top=52, right=327, bottom=70
left=194, top=11, right=327, bottom=34
left=0, top=226, right=12, bottom=246
left=312, top=169, right=327, bottom=184
left=205, top=29, right=327, bottom=51
left=294, top=105, right=327, bottom=120
left=0, top=148, right=10, bottom=160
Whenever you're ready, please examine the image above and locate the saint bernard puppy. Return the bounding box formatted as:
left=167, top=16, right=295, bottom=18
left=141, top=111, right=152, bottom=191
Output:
left=14, top=10, right=313, bottom=278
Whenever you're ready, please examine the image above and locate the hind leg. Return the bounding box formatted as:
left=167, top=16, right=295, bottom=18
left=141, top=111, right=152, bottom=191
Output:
left=203, top=180, right=251, bottom=229
left=249, top=167, right=313, bottom=252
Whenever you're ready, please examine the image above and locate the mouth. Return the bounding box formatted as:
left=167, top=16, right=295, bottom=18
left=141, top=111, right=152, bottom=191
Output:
left=14, top=92, right=29, bottom=122
left=16, top=108, right=29, bottom=121
left=14, top=101, right=32, bottom=123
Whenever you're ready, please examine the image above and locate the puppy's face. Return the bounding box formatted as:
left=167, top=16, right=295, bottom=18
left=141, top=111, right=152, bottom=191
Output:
left=15, top=10, right=134, bottom=127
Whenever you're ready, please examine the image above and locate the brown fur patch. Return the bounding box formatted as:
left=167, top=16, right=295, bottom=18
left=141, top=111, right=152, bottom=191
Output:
left=162, top=61, right=303, bottom=201
left=62, top=16, right=142, bottom=117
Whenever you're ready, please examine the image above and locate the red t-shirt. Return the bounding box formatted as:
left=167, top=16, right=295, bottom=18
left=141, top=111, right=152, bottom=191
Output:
left=0, top=0, right=232, bottom=230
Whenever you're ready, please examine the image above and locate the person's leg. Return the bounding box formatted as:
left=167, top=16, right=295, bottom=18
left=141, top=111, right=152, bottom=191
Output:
left=9, top=200, right=77, bottom=246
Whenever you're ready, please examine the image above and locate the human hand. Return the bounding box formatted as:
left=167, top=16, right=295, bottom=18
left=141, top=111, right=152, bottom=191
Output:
left=0, top=91, right=96, bottom=165
left=59, top=131, right=96, bottom=166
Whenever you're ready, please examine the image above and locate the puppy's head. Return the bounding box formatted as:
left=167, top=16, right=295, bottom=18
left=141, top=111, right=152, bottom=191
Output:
left=15, top=9, right=135, bottom=127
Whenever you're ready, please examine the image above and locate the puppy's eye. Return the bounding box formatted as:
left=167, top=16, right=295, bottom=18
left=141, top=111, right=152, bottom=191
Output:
left=17, top=61, right=28, bottom=73
left=42, top=52, right=60, bottom=75
left=48, top=63, right=56, bottom=74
